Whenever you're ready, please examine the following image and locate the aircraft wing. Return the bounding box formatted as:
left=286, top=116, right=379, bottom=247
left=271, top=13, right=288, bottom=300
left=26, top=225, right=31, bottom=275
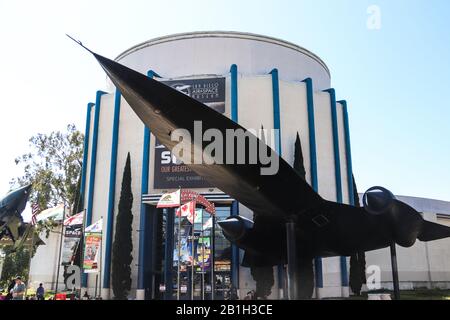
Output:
left=83, top=46, right=323, bottom=220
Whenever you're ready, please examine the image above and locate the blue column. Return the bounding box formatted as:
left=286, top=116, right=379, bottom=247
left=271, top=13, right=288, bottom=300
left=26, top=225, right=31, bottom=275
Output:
left=103, top=89, right=121, bottom=289
left=137, top=70, right=158, bottom=294
left=270, top=69, right=282, bottom=155
left=230, top=65, right=240, bottom=292
left=164, top=208, right=175, bottom=299
left=339, top=100, right=355, bottom=206
left=230, top=64, right=238, bottom=123
left=83, top=90, right=106, bottom=287
left=302, top=78, right=323, bottom=289
left=324, top=89, right=348, bottom=288
left=80, top=103, right=95, bottom=204
left=231, top=201, right=240, bottom=289
left=339, top=99, right=354, bottom=288
left=270, top=69, right=285, bottom=292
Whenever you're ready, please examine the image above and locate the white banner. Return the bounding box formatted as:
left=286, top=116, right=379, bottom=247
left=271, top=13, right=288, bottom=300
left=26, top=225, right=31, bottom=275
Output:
left=156, top=190, right=181, bottom=208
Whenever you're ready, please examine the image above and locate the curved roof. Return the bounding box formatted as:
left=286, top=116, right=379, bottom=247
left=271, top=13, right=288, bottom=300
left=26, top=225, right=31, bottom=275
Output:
left=114, top=31, right=330, bottom=77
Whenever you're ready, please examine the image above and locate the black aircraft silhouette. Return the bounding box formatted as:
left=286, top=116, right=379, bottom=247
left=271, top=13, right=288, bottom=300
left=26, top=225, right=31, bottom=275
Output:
left=71, top=37, right=450, bottom=298
left=0, top=185, right=42, bottom=250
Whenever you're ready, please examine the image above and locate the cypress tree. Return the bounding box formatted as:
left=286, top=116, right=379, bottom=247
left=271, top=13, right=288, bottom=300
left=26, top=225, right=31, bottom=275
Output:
left=293, top=133, right=306, bottom=180
left=112, top=153, right=134, bottom=299
left=349, top=175, right=367, bottom=296
left=293, top=132, right=314, bottom=299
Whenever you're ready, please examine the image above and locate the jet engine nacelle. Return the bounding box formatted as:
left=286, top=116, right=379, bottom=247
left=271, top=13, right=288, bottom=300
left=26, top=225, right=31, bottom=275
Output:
left=218, top=216, right=254, bottom=242
left=363, top=186, right=423, bottom=247
left=363, top=186, right=396, bottom=215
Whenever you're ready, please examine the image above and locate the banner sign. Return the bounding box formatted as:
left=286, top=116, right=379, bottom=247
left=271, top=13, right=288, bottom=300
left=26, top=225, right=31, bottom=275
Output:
left=85, top=218, right=103, bottom=233
left=153, top=77, right=226, bottom=189
left=83, top=232, right=101, bottom=273
left=61, top=226, right=82, bottom=265
left=64, top=211, right=84, bottom=226
left=36, top=204, right=66, bottom=222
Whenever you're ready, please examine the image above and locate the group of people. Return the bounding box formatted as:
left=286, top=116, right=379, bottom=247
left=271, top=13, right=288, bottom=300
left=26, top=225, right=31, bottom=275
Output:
left=3, top=276, right=45, bottom=300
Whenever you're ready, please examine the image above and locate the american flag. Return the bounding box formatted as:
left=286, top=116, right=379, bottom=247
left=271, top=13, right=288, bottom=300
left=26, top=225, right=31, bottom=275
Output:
left=31, top=203, right=40, bottom=225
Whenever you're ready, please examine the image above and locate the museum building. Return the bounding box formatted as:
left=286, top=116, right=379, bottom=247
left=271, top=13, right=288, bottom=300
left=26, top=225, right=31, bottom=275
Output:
left=74, top=32, right=450, bottom=300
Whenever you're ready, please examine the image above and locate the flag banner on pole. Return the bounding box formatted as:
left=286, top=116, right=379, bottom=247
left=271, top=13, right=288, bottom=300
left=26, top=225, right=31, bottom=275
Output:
left=63, top=211, right=84, bottom=226
left=31, top=203, right=40, bottom=225
left=187, top=209, right=203, bottom=225
left=157, top=189, right=181, bottom=208
left=176, top=201, right=195, bottom=217
left=61, top=226, right=82, bottom=265
left=83, top=232, right=102, bottom=273
left=36, top=204, right=66, bottom=222
left=180, top=190, right=215, bottom=215
left=85, top=218, right=103, bottom=233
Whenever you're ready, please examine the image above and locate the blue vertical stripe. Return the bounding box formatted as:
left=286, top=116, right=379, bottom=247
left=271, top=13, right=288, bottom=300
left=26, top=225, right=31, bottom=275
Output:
left=230, top=64, right=238, bottom=123
left=324, top=89, right=348, bottom=288
left=270, top=69, right=282, bottom=154
left=324, top=89, right=343, bottom=203
left=270, top=69, right=285, bottom=291
left=164, top=208, right=175, bottom=299
left=230, top=66, right=240, bottom=292
left=103, top=89, right=121, bottom=289
left=302, top=78, right=323, bottom=289
left=231, top=201, right=240, bottom=289
left=137, top=70, right=157, bottom=292
left=340, top=99, right=354, bottom=288
left=339, top=100, right=355, bottom=206
left=83, top=90, right=106, bottom=287
left=80, top=103, right=94, bottom=204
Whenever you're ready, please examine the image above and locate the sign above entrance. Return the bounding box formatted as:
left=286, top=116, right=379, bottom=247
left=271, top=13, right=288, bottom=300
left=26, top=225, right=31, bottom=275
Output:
left=153, top=77, right=226, bottom=189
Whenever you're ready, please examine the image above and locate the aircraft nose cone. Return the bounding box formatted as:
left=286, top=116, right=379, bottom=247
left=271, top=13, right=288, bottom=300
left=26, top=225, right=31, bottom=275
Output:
left=217, top=218, right=245, bottom=241
left=23, top=184, right=32, bottom=195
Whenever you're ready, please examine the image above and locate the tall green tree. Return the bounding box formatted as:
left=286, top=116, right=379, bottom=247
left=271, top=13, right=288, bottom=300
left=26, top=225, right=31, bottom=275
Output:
left=292, top=132, right=315, bottom=299
left=112, top=153, right=134, bottom=299
left=10, top=124, right=84, bottom=210
left=349, top=175, right=367, bottom=296
left=293, top=133, right=306, bottom=180
left=0, top=246, right=30, bottom=288
left=2, top=124, right=83, bottom=256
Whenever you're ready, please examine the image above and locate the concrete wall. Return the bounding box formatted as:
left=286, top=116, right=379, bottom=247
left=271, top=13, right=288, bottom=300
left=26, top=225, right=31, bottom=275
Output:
left=29, top=225, right=65, bottom=292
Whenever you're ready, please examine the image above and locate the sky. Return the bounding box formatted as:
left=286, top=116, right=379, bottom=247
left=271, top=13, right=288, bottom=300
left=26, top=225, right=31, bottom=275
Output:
left=0, top=0, right=449, bottom=213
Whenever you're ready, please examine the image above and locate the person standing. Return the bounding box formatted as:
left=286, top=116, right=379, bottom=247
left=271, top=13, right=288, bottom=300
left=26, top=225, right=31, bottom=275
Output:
left=11, top=277, right=26, bottom=300
left=36, top=283, right=45, bottom=300
left=5, top=280, right=15, bottom=300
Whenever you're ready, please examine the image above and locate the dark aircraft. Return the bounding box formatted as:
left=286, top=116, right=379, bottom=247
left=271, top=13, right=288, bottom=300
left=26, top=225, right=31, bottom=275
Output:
left=72, top=37, right=450, bottom=298
left=0, top=185, right=35, bottom=248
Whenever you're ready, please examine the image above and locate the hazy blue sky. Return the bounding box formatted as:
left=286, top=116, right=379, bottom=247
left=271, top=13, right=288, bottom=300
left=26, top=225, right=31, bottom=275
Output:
left=1, top=0, right=449, bottom=210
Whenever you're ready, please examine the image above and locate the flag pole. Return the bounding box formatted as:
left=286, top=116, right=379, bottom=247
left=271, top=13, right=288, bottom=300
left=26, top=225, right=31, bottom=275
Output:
left=191, top=197, right=197, bottom=300
left=210, top=213, right=215, bottom=300
left=55, top=203, right=66, bottom=296
left=25, top=228, right=35, bottom=298
left=177, top=187, right=182, bottom=300
left=80, top=208, right=87, bottom=297
left=201, top=210, right=205, bottom=300
left=98, top=216, right=103, bottom=299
